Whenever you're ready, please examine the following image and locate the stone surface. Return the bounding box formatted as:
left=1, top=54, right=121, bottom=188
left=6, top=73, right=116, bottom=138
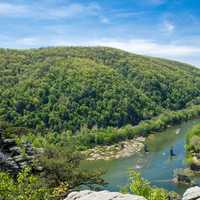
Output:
left=177, top=174, right=191, bottom=185
left=182, top=186, right=200, bottom=200
left=0, top=129, right=43, bottom=174
left=84, top=137, right=145, bottom=161
left=64, top=190, right=147, bottom=200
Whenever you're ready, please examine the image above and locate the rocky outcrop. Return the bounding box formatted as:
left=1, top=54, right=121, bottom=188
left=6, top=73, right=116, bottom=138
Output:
left=182, top=186, right=200, bottom=200
left=173, top=168, right=193, bottom=185
left=84, top=137, right=145, bottom=161
left=64, top=188, right=200, bottom=200
left=64, top=190, right=147, bottom=200
left=190, top=162, right=200, bottom=172
left=0, top=129, right=42, bottom=174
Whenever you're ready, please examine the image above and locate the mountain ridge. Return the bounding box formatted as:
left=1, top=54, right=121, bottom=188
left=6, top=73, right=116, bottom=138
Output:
left=0, top=46, right=200, bottom=132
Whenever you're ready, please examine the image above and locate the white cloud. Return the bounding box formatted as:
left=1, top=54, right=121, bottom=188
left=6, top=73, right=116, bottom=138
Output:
left=0, top=2, right=101, bottom=19
left=3, top=36, right=200, bottom=66
left=163, top=20, right=175, bottom=33
left=100, top=16, right=110, bottom=24
left=0, top=2, right=28, bottom=16
left=16, top=37, right=42, bottom=46
left=85, top=39, right=200, bottom=57
left=10, top=37, right=200, bottom=58
left=39, top=38, right=200, bottom=65
left=80, top=38, right=200, bottom=66
left=44, top=2, right=101, bottom=19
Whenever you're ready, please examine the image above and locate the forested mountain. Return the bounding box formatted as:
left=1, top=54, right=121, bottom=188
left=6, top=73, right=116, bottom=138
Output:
left=1, top=47, right=200, bottom=132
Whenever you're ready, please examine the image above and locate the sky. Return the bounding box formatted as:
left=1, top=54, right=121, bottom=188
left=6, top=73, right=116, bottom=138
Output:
left=0, top=0, right=200, bottom=66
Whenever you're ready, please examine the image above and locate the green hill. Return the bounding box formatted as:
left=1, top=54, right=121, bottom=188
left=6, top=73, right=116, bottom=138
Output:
left=1, top=47, right=200, bottom=133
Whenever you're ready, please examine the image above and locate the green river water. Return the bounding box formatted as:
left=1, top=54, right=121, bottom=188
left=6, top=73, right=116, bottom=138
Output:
left=82, top=119, right=200, bottom=194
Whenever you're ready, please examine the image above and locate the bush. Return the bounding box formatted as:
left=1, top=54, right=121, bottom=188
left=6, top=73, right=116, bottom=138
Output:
left=124, top=170, right=169, bottom=200
left=186, top=124, right=200, bottom=153
left=37, top=146, right=105, bottom=191
left=0, top=168, right=50, bottom=200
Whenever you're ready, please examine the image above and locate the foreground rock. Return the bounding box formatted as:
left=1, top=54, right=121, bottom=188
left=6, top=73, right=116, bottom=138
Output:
left=182, top=186, right=200, bottom=200
left=84, top=137, right=145, bottom=160
left=65, top=190, right=147, bottom=200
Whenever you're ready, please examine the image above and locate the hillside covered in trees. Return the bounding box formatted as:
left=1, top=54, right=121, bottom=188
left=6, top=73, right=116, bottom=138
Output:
left=1, top=47, right=200, bottom=133
left=1, top=47, right=200, bottom=199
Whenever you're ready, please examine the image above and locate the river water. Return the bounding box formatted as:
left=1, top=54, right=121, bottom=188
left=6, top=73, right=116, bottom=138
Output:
left=82, top=119, right=200, bottom=194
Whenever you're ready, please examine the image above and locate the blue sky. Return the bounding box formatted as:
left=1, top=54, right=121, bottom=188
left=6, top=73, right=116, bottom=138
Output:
left=0, top=0, right=200, bottom=66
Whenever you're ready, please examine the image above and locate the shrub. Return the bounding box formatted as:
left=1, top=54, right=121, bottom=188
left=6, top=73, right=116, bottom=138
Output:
left=124, top=170, right=169, bottom=200
left=0, top=168, right=50, bottom=200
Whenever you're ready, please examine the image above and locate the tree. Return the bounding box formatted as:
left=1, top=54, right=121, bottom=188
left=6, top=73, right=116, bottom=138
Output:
left=37, top=146, right=105, bottom=196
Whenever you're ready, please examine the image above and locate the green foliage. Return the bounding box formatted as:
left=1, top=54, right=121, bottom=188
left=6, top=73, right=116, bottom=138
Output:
left=0, top=143, right=104, bottom=199
left=1, top=47, right=196, bottom=199
left=37, top=145, right=104, bottom=190
left=1, top=47, right=200, bottom=133
left=125, top=170, right=169, bottom=200
left=0, top=168, right=50, bottom=200
left=17, top=105, right=200, bottom=150
left=186, top=124, right=200, bottom=163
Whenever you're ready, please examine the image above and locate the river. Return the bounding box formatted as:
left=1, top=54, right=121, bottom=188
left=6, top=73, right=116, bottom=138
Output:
left=82, top=119, right=200, bottom=194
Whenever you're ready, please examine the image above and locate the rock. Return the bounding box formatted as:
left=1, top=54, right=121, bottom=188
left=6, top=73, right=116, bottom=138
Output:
left=18, top=161, right=28, bottom=168
left=13, top=155, right=26, bottom=162
left=173, top=168, right=194, bottom=186
left=2, top=138, right=16, bottom=146
left=190, top=163, right=200, bottom=171
left=0, top=152, right=7, bottom=160
left=135, top=137, right=146, bottom=142
left=9, top=146, right=21, bottom=155
left=177, top=174, right=191, bottom=185
left=0, top=129, right=44, bottom=174
left=84, top=138, right=144, bottom=161
left=64, top=190, right=147, bottom=200
left=182, top=186, right=200, bottom=200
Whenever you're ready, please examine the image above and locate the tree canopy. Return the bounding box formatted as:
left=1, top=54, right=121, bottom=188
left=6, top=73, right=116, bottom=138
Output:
left=1, top=47, right=200, bottom=133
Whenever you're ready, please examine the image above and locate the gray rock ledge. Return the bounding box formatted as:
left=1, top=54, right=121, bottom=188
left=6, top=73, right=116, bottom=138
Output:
left=64, top=190, right=147, bottom=200
left=182, top=186, right=200, bottom=200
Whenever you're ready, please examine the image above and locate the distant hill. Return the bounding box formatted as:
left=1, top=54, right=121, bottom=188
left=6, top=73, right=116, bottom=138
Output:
left=0, top=47, right=200, bottom=132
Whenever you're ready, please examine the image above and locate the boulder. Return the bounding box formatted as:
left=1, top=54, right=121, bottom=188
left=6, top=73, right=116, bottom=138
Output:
left=190, top=163, right=200, bottom=171
left=182, top=186, right=200, bottom=200
left=64, top=190, right=147, bottom=200
left=177, top=174, right=191, bottom=185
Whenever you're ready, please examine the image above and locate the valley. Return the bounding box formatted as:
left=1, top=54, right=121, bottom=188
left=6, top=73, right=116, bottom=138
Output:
left=1, top=47, right=200, bottom=200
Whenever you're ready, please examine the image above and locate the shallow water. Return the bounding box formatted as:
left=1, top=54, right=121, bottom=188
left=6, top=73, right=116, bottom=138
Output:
left=82, top=119, right=200, bottom=194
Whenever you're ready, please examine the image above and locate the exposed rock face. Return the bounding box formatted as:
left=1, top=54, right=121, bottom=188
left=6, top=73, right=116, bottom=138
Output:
left=64, top=190, right=147, bottom=200
left=182, top=186, right=200, bottom=200
left=0, top=129, right=42, bottom=174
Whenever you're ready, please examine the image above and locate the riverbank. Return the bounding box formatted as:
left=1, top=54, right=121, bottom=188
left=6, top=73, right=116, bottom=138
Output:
left=185, top=124, right=200, bottom=172
left=16, top=105, right=200, bottom=154
left=82, top=119, right=200, bottom=194
left=74, top=105, right=200, bottom=151
left=83, top=137, right=145, bottom=160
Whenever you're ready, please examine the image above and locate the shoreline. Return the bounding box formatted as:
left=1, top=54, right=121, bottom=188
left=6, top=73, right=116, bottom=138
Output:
left=83, top=136, right=145, bottom=161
